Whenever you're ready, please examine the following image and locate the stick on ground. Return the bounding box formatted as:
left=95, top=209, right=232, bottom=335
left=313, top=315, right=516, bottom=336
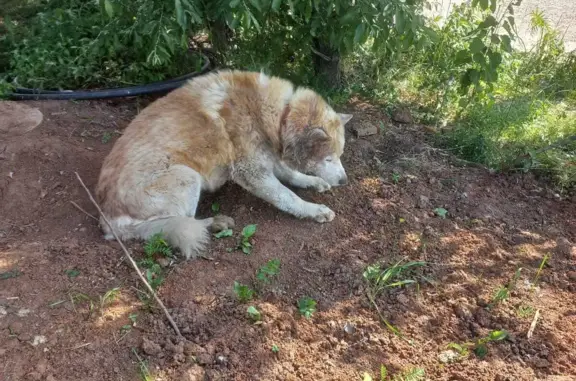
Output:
left=527, top=309, right=540, bottom=339
left=74, top=172, right=182, bottom=337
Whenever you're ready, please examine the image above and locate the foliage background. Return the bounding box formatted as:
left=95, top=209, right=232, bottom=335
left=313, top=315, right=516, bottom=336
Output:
left=0, top=0, right=574, bottom=189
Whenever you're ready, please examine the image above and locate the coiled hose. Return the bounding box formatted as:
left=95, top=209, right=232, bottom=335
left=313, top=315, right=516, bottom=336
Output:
left=7, top=53, right=211, bottom=101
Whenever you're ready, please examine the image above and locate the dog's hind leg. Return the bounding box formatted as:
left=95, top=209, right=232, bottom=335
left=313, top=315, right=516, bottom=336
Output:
left=107, top=164, right=234, bottom=258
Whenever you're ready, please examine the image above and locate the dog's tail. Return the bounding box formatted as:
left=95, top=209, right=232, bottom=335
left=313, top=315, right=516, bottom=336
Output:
left=101, top=216, right=212, bottom=259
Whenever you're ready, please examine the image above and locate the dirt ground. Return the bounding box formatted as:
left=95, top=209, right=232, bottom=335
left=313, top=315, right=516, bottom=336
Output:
left=1, top=96, right=575, bottom=381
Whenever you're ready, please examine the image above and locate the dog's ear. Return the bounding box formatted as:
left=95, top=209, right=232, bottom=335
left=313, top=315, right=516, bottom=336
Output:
left=283, top=126, right=331, bottom=169
left=337, top=113, right=353, bottom=125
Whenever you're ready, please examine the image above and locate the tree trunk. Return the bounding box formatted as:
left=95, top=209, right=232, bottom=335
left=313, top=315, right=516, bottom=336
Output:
left=311, top=39, right=342, bottom=89
left=207, top=19, right=232, bottom=65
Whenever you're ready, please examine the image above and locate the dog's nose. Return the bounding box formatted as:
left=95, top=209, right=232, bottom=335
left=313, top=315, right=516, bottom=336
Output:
left=338, top=176, right=348, bottom=186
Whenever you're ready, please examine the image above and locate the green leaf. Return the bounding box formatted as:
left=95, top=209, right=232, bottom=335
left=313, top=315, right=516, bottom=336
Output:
left=271, top=0, right=282, bottom=12
left=480, top=15, right=498, bottom=28
left=104, top=0, right=114, bottom=18
left=455, top=49, right=471, bottom=65
left=339, top=11, right=356, bottom=25
left=380, top=365, right=388, bottom=380
left=214, top=229, right=233, bottom=238
left=248, top=0, right=262, bottom=12
left=473, top=52, right=486, bottom=66
left=488, top=51, right=502, bottom=69
left=469, top=37, right=485, bottom=54
left=500, top=34, right=512, bottom=52
left=211, top=202, right=220, bottom=213
left=230, top=0, right=241, bottom=8
left=490, top=0, right=497, bottom=12
left=479, top=0, right=489, bottom=10
left=242, top=224, right=257, bottom=238
left=271, top=344, right=279, bottom=353
left=65, top=269, right=80, bottom=278
left=247, top=305, right=261, bottom=321
left=489, top=330, right=508, bottom=341
left=395, top=10, right=405, bottom=34
left=354, top=23, right=366, bottom=44
left=474, top=343, right=488, bottom=358
left=362, top=373, right=373, bottom=381
left=175, top=0, right=186, bottom=28
left=434, top=207, right=448, bottom=218
left=490, top=34, right=501, bottom=44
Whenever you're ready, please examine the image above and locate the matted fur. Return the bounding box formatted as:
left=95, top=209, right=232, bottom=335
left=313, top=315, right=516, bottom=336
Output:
left=96, top=70, right=352, bottom=258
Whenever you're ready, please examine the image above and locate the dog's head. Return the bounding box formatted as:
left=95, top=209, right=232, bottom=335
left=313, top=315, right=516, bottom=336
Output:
left=282, top=88, right=353, bottom=186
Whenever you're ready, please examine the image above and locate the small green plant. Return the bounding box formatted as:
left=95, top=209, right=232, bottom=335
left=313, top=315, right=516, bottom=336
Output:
left=532, top=254, right=549, bottom=287
left=214, top=229, right=233, bottom=238
left=448, top=330, right=508, bottom=360
left=489, top=268, right=522, bottom=309
left=517, top=305, right=536, bottom=318
left=364, top=365, right=425, bottom=381
left=65, top=269, right=80, bottom=278
left=140, top=233, right=174, bottom=292
left=101, top=132, right=112, bottom=144
left=297, top=297, right=317, bottom=319
left=0, top=270, right=21, bottom=280
left=132, top=348, right=154, bottom=381
left=69, top=291, right=95, bottom=314
left=246, top=305, right=261, bottom=322
left=256, top=259, right=281, bottom=284
left=391, top=173, right=401, bottom=184
left=363, top=259, right=425, bottom=335
left=233, top=281, right=255, bottom=303
left=211, top=202, right=220, bottom=214
left=433, top=208, right=448, bottom=219
left=271, top=344, right=279, bottom=353
left=100, top=287, right=120, bottom=310
left=143, top=233, right=173, bottom=258
left=238, top=224, right=257, bottom=254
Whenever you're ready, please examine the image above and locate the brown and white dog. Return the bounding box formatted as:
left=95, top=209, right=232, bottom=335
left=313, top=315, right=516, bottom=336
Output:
left=96, top=70, right=352, bottom=258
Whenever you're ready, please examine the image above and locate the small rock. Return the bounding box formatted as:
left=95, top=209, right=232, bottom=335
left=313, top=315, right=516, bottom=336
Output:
left=181, top=365, right=205, bottom=381
left=454, top=304, right=472, bottom=320
left=17, top=308, right=31, bottom=317
left=555, top=238, right=575, bottom=258
left=31, top=336, right=47, bottom=346
left=0, top=306, right=7, bottom=318
left=343, top=322, right=356, bottom=335
left=19, top=333, right=33, bottom=342
left=196, top=353, right=212, bottom=365
left=352, top=122, right=379, bottom=137
left=36, top=360, right=48, bottom=375
left=141, top=338, right=162, bottom=356
left=46, top=375, right=57, bottom=381
left=438, top=349, right=460, bottom=364
left=533, top=358, right=551, bottom=368
left=567, top=271, right=576, bottom=281
left=417, top=195, right=430, bottom=209
left=392, top=107, right=413, bottom=124
left=215, top=354, right=228, bottom=365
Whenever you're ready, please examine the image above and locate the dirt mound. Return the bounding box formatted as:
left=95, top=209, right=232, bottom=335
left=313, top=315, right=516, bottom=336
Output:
left=1, top=98, right=575, bottom=381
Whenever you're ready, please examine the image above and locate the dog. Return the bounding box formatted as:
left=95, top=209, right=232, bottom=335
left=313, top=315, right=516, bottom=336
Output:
left=95, top=70, right=353, bottom=258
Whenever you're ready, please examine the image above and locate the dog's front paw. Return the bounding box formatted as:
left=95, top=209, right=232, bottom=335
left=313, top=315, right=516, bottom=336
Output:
left=311, top=204, right=335, bottom=223
left=310, top=177, right=331, bottom=193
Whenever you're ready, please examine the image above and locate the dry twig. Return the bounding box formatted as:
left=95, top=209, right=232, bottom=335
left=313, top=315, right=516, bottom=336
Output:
left=70, top=201, right=99, bottom=222
left=74, top=172, right=182, bottom=337
left=527, top=309, right=540, bottom=339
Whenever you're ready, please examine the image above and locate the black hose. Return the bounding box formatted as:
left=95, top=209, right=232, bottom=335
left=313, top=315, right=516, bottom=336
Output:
left=7, top=53, right=210, bottom=101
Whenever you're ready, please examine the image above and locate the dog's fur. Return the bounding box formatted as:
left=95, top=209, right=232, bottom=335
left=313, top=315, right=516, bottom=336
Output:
left=96, top=70, right=352, bottom=258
